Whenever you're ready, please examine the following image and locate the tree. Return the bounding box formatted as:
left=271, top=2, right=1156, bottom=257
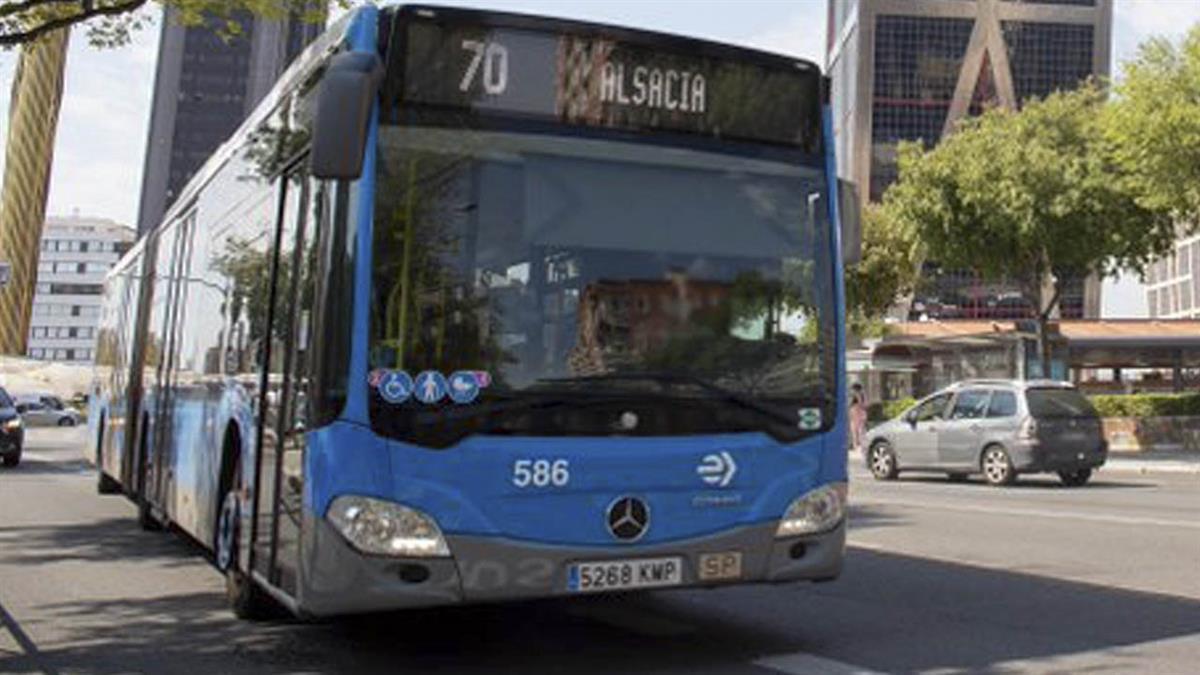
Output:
left=1105, top=25, right=1200, bottom=224
left=845, top=202, right=923, bottom=321
left=884, top=84, right=1175, bottom=376
left=0, top=0, right=338, bottom=48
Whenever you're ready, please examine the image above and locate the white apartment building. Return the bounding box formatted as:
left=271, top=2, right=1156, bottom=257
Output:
left=27, top=215, right=135, bottom=364
left=1146, top=232, right=1200, bottom=320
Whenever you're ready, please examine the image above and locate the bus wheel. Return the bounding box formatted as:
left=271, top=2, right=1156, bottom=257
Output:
left=216, top=460, right=275, bottom=620
left=137, top=495, right=163, bottom=531
left=96, top=417, right=121, bottom=495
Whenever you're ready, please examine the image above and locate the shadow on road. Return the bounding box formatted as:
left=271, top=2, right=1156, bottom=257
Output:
left=3, top=545, right=1197, bottom=674
left=0, top=456, right=92, bottom=478
left=847, top=503, right=910, bottom=531
left=0, top=518, right=199, bottom=568
left=892, top=473, right=1157, bottom=490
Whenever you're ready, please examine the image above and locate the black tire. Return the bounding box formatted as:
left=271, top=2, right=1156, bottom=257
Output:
left=868, top=441, right=899, bottom=480
left=981, top=445, right=1016, bottom=486
left=947, top=472, right=969, bottom=482
left=96, top=417, right=121, bottom=494
left=1058, top=468, right=1093, bottom=487
left=2, top=451, right=19, bottom=468
left=58, top=417, right=76, bottom=427
left=135, top=427, right=162, bottom=531
left=215, top=453, right=276, bottom=621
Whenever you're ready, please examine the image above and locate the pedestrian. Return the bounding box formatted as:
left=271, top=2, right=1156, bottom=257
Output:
left=849, top=383, right=867, bottom=453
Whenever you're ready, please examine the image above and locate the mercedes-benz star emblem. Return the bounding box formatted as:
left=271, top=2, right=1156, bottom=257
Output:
left=606, top=496, right=650, bottom=542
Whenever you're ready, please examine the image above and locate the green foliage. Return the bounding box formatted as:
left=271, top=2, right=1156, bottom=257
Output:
left=845, top=202, right=922, bottom=319
left=1089, top=393, right=1200, bottom=418
left=1105, top=25, right=1200, bottom=225
left=1, top=1, right=350, bottom=49
left=886, top=84, right=1173, bottom=316
left=867, top=397, right=915, bottom=423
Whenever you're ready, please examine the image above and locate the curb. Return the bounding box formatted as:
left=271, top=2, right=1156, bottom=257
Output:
left=848, top=450, right=1200, bottom=476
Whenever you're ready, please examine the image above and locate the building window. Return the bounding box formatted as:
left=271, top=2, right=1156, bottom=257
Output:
left=1002, top=22, right=1094, bottom=103
left=80, top=241, right=89, bottom=253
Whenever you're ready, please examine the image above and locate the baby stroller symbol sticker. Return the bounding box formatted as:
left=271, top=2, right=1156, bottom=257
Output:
left=448, top=371, right=481, bottom=404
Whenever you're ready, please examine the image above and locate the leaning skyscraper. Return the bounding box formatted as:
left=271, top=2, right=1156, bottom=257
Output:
left=826, top=0, right=1112, bottom=319
left=136, top=8, right=324, bottom=236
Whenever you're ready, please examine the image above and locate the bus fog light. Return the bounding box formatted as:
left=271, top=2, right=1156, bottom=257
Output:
left=327, top=496, right=450, bottom=557
left=775, top=483, right=846, bottom=538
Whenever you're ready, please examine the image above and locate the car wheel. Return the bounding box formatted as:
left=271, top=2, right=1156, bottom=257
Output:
left=1, top=452, right=19, bottom=468
left=58, top=417, right=76, bottom=427
left=981, top=445, right=1016, bottom=486
left=216, top=459, right=277, bottom=620
left=1058, top=468, right=1092, bottom=487
left=868, top=441, right=899, bottom=480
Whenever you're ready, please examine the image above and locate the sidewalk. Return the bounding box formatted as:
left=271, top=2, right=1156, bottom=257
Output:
left=1102, top=451, right=1200, bottom=475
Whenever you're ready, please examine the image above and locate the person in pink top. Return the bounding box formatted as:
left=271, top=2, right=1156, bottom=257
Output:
left=849, top=383, right=868, bottom=453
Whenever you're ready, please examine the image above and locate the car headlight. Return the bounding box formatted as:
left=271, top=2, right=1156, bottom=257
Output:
left=326, top=495, right=450, bottom=557
left=776, top=482, right=847, bottom=538
left=2, top=417, right=21, bottom=431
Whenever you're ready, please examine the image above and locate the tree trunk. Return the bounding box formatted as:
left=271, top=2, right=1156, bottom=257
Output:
left=1033, top=280, right=1064, bottom=381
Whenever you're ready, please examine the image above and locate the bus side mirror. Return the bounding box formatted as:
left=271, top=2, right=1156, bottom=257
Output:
left=311, top=51, right=383, bottom=180
left=838, top=179, right=862, bottom=265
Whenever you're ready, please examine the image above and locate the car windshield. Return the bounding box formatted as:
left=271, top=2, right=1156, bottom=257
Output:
left=367, top=127, right=834, bottom=447
left=0, top=388, right=11, bottom=409
left=1026, top=388, right=1098, bottom=419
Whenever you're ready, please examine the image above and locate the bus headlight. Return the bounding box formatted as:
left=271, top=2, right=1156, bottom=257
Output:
left=326, top=496, right=450, bottom=557
left=775, top=483, right=847, bottom=538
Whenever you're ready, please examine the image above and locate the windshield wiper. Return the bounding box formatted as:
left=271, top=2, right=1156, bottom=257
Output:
left=404, top=389, right=674, bottom=425
left=533, top=371, right=815, bottom=428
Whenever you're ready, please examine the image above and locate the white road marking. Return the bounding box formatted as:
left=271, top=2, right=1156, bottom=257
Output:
left=853, top=497, right=1200, bottom=529
left=755, top=652, right=886, bottom=675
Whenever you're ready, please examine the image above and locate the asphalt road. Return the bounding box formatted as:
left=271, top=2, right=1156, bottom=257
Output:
left=1, top=429, right=1198, bottom=675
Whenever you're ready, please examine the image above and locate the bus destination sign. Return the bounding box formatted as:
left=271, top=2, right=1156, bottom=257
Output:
left=399, top=17, right=822, bottom=150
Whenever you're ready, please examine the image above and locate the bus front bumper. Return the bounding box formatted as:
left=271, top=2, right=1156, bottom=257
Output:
left=297, top=516, right=845, bottom=617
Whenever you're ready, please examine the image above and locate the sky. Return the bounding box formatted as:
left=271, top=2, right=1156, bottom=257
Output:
left=0, top=0, right=1198, bottom=316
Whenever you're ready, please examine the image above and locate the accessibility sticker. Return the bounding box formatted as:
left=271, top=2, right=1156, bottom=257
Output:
left=448, top=371, right=481, bottom=404
left=414, top=371, right=448, bottom=405
left=378, top=370, right=414, bottom=404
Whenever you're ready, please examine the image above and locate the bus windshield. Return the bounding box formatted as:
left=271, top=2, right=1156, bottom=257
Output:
left=368, top=126, right=834, bottom=447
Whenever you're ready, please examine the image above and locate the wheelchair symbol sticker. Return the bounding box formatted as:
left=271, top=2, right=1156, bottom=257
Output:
left=378, top=370, right=414, bottom=404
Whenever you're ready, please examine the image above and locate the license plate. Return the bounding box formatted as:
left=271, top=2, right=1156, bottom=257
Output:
left=698, top=551, right=742, bottom=581
left=567, top=556, right=683, bottom=593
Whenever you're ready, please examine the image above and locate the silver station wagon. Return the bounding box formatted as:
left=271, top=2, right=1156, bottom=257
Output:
left=866, top=380, right=1107, bottom=486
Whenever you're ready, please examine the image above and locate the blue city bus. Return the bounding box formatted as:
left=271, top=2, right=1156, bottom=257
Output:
left=89, top=4, right=858, bottom=619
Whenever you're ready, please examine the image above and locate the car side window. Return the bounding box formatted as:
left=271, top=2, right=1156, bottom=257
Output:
left=950, top=390, right=991, bottom=420
left=913, top=393, right=952, bottom=422
left=987, top=390, right=1018, bottom=418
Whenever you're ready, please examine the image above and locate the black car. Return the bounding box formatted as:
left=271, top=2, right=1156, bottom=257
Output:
left=0, top=386, right=24, bottom=467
